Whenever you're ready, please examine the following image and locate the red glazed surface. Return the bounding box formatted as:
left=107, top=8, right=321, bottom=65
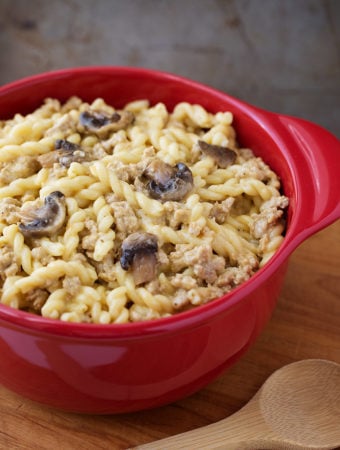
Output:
left=0, top=67, right=339, bottom=413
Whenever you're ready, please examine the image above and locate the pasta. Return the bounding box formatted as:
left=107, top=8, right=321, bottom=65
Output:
left=0, top=97, right=288, bottom=323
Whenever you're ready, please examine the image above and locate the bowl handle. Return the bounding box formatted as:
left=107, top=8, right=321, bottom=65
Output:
left=277, top=114, right=340, bottom=243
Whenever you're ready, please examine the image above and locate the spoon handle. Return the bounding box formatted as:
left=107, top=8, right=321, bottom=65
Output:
left=133, top=396, right=291, bottom=450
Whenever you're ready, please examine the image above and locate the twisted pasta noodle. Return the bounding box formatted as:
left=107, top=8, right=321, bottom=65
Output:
left=113, top=263, right=172, bottom=317
left=67, top=161, right=90, bottom=178
left=124, top=99, right=150, bottom=112
left=198, top=177, right=275, bottom=202
left=0, top=119, right=54, bottom=146
left=201, top=122, right=235, bottom=146
left=156, top=137, right=187, bottom=166
left=172, top=102, right=213, bottom=128
left=39, top=238, right=65, bottom=257
left=260, top=222, right=286, bottom=266
left=240, top=178, right=277, bottom=201
left=12, top=260, right=97, bottom=295
left=1, top=276, right=24, bottom=308
left=81, top=135, right=98, bottom=148
left=225, top=215, right=254, bottom=240
left=74, top=183, right=108, bottom=206
left=164, top=126, right=198, bottom=150
left=40, top=175, right=97, bottom=198
left=126, top=126, right=149, bottom=147
left=2, top=224, right=35, bottom=274
left=41, top=288, right=68, bottom=319
left=63, top=209, right=86, bottom=259
left=93, top=196, right=115, bottom=232
left=190, top=158, right=216, bottom=178
left=0, top=174, right=41, bottom=200
left=135, top=287, right=173, bottom=314
left=92, top=196, right=115, bottom=262
left=61, top=286, right=104, bottom=323
left=0, top=137, right=54, bottom=162
left=106, top=286, right=130, bottom=323
left=114, top=263, right=147, bottom=305
left=88, top=302, right=112, bottom=324
left=113, top=145, right=146, bottom=164
left=141, top=102, right=169, bottom=130
left=214, top=111, right=233, bottom=125
left=208, top=218, right=257, bottom=262
left=205, top=167, right=236, bottom=185
left=141, top=222, right=206, bottom=246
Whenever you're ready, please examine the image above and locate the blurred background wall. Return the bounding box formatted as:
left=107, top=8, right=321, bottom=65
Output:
left=0, top=0, right=339, bottom=136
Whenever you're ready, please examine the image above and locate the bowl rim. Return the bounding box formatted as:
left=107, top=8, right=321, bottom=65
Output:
left=0, top=66, right=298, bottom=338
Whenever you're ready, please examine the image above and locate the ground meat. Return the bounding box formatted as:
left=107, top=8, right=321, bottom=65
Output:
left=93, top=254, right=117, bottom=284
left=193, top=250, right=225, bottom=284
left=210, top=197, right=235, bottom=224
left=173, top=285, right=223, bottom=309
left=216, top=252, right=258, bottom=289
left=233, top=157, right=277, bottom=182
left=62, top=276, right=81, bottom=296
left=169, top=244, right=225, bottom=284
left=88, top=144, right=108, bottom=161
left=236, top=252, right=259, bottom=273
left=0, top=245, right=19, bottom=280
left=23, top=288, right=49, bottom=313
left=31, top=246, right=55, bottom=266
left=251, top=195, right=289, bottom=239
left=231, top=195, right=253, bottom=215
left=0, top=156, right=40, bottom=185
left=157, top=249, right=170, bottom=271
left=45, top=112, right=77, bottom=138
left=171, top=274, right=198, bottom=290
left=164, top=202, right=190, bottom=229
left=0, top=198, right=22, bottom=225
left=110, top=201, right=139, bottom=237
left=217, top=265, right=251, bottom=289
left=172, top=288, right=191, bottom=309
left=108, top=160, right=139, bottom=183
left=169, top=244, right=196, bottom=272
left=188, top=218, right=206, bottom=236
left=81, top=219, right=99, bottom=254
left=187, top=286, right=224, bottom=305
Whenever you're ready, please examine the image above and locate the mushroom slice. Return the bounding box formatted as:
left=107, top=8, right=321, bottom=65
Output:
left=38, top=139, right=86, bottom=168
left=120, top=232, right=158, bottom=285
left=79, top=110, right=134, bottom=138
left=198, top=140, right=237, bottom=168
left=55, top=139, right=87, bottom=167
left=19, top=191, right=66, bottom=237
left=141, top=159, right=194, bottom=202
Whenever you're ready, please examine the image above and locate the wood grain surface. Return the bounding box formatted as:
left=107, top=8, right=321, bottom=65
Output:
left=0, top=221, right=339, bottom=450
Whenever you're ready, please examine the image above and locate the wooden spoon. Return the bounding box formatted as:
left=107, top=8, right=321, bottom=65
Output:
left=134, top=359, right=340, bottom=450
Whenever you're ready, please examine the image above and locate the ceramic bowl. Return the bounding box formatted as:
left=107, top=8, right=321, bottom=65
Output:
left=0, top=67, right=339, bottom=413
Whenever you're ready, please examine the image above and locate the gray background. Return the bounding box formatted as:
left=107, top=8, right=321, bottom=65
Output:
left=0, top=0, right=339, bottom=137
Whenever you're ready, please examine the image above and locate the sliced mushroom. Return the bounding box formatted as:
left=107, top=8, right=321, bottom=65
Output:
left=140, top=159, right=194, bottom=202
left=79, top=110, right=134, bottom=138
left=198, top=140, right=237, bottom=168
left=19, top=191, right=66, bottom=237
left=38, top=139, right=86, bottom=168
left=120, top=232, right=158, bottom=285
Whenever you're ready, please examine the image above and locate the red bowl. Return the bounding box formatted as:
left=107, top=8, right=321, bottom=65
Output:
left=0, top=67, right=339, bottom=413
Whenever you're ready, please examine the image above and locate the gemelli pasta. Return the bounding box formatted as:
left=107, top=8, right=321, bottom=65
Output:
left=0, top=97, right=288, bottom=323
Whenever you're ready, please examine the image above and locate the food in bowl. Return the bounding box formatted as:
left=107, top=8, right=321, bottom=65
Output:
left=0, top=95, right=288, bottom=323
left=0, top=67, right=338, bottom=414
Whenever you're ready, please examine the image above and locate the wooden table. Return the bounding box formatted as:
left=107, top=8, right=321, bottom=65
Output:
left=0, top=221, right=339, bottom=450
